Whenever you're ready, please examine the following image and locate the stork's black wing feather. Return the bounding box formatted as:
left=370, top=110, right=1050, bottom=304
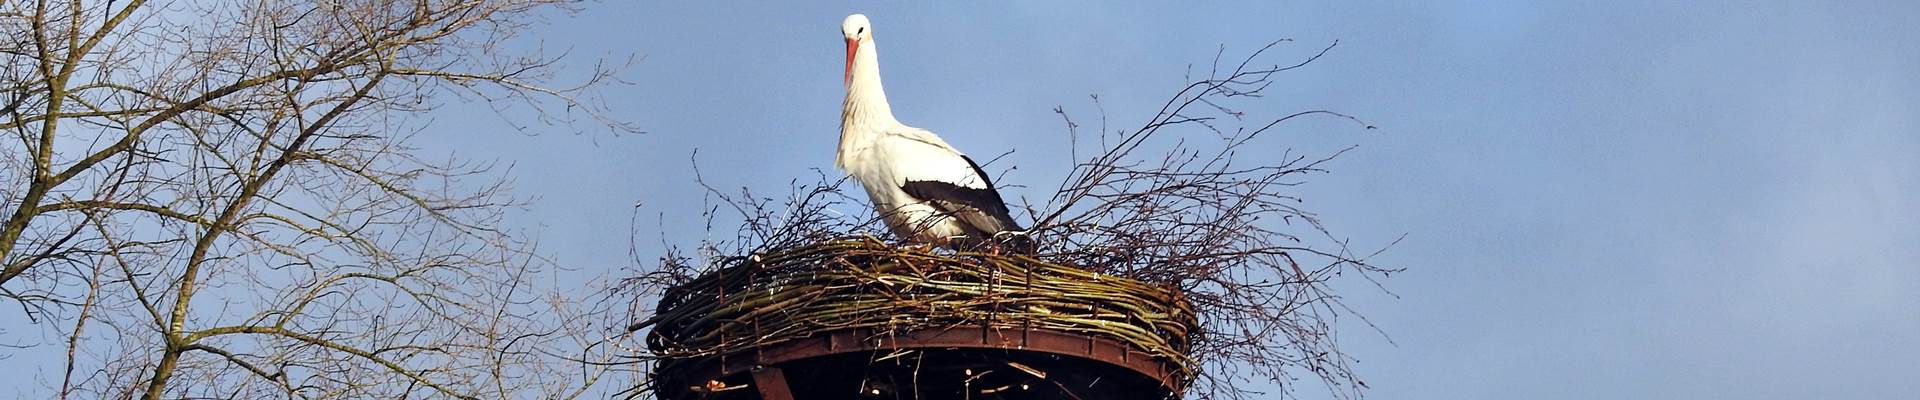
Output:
left=899, top=156, right=1023, bottom=236
left=900, top=181, right=1022, bottom=234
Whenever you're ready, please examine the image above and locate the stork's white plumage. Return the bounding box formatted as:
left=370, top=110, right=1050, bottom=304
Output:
left=836, top=14, right=1025, bottom=248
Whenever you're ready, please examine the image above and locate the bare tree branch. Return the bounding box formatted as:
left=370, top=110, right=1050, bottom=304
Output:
left=3, top=1, right=632, bottom=398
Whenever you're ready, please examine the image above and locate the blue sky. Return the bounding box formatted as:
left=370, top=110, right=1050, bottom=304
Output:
left=10, top=2, right=1917, bottom=398
left=466, top=2, right=1910, bottom=398
left=442, top=2, right=1918, bottom=398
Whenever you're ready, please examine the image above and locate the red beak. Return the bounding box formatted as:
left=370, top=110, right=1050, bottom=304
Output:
left=844, top=38, right=859, bottom=87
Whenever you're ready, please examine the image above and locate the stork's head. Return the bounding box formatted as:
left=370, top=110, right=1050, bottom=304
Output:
left=841, top=14, right=872, bottom=87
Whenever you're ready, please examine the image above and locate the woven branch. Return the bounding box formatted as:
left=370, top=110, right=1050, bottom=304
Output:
left=633, top=236, right=1200, bottom=387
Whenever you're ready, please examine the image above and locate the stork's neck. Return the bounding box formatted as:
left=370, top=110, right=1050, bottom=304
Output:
left=838, top=38, right=897, bottom=170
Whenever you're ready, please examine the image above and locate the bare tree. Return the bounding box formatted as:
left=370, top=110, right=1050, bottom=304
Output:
left=2, top=1, right=631, bottom=398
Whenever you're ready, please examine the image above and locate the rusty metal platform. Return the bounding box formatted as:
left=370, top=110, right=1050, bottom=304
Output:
left=656, top=326, right=1183, bottom=400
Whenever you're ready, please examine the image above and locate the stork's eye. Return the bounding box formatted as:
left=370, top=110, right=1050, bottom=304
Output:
left=857, top=27, right=865, bottom=34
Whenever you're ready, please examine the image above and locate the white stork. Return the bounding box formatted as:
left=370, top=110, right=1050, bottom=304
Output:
left=836, top=14, right=1026, bottom=249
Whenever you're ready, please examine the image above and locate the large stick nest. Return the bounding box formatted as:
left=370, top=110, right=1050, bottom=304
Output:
left=618, top=41, right=1395, bottom=400
left=635, top=237, right=1200, bottom=386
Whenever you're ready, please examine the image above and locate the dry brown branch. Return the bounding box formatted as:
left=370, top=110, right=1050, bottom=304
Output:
left=1027, top=40, right=1394, bottom=400
left=3, top=1, right=633, bottom=398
